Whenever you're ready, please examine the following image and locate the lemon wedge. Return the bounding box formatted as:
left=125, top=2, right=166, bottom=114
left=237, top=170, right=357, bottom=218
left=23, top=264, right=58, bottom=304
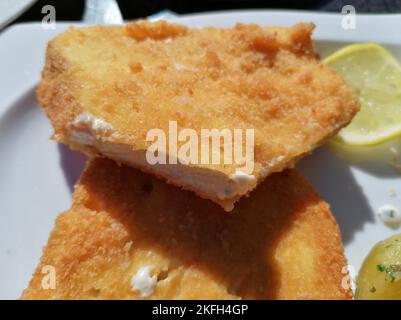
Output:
left=323, top=43, right=401, bottom=146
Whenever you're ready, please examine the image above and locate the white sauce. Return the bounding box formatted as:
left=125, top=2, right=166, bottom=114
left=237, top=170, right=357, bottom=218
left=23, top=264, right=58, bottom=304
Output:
left=267, top=155, right=285, bottom=168
left=229, top=170, right=256, bottom=195
left=230, top=170, right=255, bottom=184
left=73, top=112, right=113, bottom=131
left=378, top=204, right=401, bottom=228
left=68, top=112, right=115, bottom=145
left=131, top=266, right=157, bottom=298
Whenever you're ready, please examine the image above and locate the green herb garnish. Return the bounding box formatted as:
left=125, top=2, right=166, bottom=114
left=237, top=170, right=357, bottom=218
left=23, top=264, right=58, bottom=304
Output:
left=376, top=264, right=401, bottom=283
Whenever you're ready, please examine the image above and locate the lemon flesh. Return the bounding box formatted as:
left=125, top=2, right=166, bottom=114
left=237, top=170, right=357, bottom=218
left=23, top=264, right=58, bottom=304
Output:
left=324, top=43, right=401, bottom=146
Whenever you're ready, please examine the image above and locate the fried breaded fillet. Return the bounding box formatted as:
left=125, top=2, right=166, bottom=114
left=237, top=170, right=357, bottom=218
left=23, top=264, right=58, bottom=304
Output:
left=21, top=158, right=351, bottom=300
left=37, top=20, right=359, bottom=211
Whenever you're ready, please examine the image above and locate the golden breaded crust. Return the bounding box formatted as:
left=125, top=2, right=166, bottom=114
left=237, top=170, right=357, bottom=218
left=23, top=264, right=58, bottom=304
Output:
left=37, top=20, right=359, bottom=210
left=22, top=158, right=351, bottom=300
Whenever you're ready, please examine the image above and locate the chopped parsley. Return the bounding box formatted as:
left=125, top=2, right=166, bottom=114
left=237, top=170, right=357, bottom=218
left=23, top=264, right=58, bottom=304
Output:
left=376, top=264, right=401, bottom=283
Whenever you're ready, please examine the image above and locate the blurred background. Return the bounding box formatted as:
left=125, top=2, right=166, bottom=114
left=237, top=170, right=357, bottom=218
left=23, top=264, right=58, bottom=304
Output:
left=9, top=0, right=401, bottom=26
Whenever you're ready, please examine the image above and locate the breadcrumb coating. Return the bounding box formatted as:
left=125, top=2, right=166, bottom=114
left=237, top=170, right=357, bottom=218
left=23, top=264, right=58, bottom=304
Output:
left=37, top=20, right=359, bottom=209
left=22, top=158, right=351, bottom=300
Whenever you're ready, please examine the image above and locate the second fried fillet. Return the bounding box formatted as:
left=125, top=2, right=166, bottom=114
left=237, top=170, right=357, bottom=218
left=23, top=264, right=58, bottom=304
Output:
left=37, top=20, right=359, bottom=211
left=22, top=158, right=351, bottom=300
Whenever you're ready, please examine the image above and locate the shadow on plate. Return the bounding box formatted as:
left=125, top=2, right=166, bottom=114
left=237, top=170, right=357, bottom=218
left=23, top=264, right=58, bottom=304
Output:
left=299, top=146, right=375, bottom=245
left=58, top=144, right=87, bottom=193
left=0, top=86, right=87, bottom=194
left=327, top=139, right=401, bottom=179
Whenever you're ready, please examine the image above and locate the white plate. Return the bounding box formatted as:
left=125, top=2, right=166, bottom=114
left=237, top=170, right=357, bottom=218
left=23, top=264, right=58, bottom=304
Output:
left=1, top=11, right=401, bottom=299
left=0, top=0, right=37, bottom=30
